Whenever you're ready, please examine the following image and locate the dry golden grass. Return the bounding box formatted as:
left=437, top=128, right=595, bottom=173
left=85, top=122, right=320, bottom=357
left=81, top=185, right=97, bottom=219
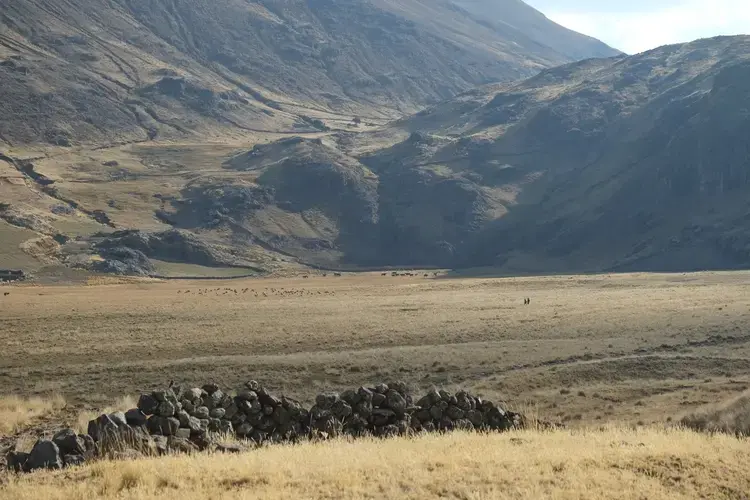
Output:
left=681, top=389, right=750, bottom=435
left=2, top=271, right=750, bottom=427
left=0, top=395, right=66, bottom=435
left=2, top=427, right=750, bottom=499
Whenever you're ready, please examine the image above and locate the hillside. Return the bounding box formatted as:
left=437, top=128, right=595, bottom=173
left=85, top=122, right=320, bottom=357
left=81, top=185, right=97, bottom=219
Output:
left=355, top=35, right=750, bottom=273
left=0, top=0, right=617, bottom=149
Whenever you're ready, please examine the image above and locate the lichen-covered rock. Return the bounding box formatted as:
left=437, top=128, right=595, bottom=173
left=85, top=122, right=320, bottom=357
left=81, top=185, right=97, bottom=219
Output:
left=209, top=407, right=226, bottom=419
left=193, top=406, right=210, bottom=419
left=157, top=401, right=176, bottom=417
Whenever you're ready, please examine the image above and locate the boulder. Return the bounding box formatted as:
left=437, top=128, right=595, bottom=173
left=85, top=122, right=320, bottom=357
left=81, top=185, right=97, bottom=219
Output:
left=152, top=389, right=173, bottom=402
left=79, top=434, right=96, bottom=455
left=209, top=408, right=226, bottom=419
left=6, top=451, right=30, bottom=473
left=193, top=406, right=210, bottom=419
left=175, top=428, right=192, bottom=439
left=385, top=390, right=407, bottom=415
left=125, top=408, right=148, bottom=427
left=27, top=439, right=62, bottom=471
left=224, top=403, right=239, bottom=420
left=109, top=411, right=128, bottom=428
left=137, top=394, right=159, bottom=415
left=147, top=415, right=167, bottom=435
left=187, top=416, right=203, bottom=433
left=371, top=393, right=386, bottom=407
left=157, top=401, right=176, bottom=417
left=52, top=428, right=85, bottom=456
left=245, top=380, right=261, bottom=392
left=177, top=410, right=191, bottom=427
left=236, top=423, right=253, bottom=437
left=166, top=417, right=180, bottom=436
left=236, top=390, right=258, bottom=401
left=202, top=383, right=220, bottom=395
left=88, top=414, right=118, bottom=441
left=184, top=388, right=203, bottom=401
left=181, top=399, right=195, bottom=414
left=446, top=406, right=465, bottom=420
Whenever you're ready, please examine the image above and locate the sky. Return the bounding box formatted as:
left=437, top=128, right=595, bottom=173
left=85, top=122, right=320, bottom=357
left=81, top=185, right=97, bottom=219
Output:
left=525, top=0, right=750, bottom=54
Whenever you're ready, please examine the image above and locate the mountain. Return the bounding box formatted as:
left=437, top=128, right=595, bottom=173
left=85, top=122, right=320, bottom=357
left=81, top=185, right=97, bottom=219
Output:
left=374, top=35, right=750, bottom=273
left=100, top=34, right=750, bottom=276
left=0, top=0, right=618, bottom=149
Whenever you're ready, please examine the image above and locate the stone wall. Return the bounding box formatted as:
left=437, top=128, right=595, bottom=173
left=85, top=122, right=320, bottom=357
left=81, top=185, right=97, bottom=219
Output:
left=5, top=381, right=526, bottom=473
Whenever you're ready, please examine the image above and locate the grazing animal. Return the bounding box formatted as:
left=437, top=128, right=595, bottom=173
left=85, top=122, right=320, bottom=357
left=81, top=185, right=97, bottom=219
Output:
left=334, top=272, right=342, bottom=277
left=3, top=292, right=9, bottom=296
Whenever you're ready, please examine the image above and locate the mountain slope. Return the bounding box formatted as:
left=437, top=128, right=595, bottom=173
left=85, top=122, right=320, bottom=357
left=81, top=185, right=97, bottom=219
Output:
left=387, top=36, right=750, bottom=272
left=0, top=0, right=618, bottom=149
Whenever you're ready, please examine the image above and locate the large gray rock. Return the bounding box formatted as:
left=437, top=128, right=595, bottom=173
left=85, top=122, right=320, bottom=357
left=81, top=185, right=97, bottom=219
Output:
left=27, top=440, right=62, bottom=471
left=184, top=388, right=203, bottom=401
left=52, top=428, right=85, bottom=456
left=209, top=408, right=226, bottom=419
left=371, top=393, right=386, bottom=407
left=174, top=428, right=192, bottom=439
left=193, top=406, right=210, bottom=419
left=79, top=434, right=96, bottom=455
left=109, top=411, right=128, bottom=427
left=187, top=416, right=203, bottom=433
left=385, top=390, right=407, bottom=415
left=88, top=414, right=118, bottom=441
left=236, top=390, right=258, bottom=402
left=157, top=401, right=176, bottom=417
left=202, top=383, right=220, bottom=395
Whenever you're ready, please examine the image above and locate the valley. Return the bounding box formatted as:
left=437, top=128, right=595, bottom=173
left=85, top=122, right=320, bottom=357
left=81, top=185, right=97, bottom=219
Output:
left=1, top=270, right=749, bottom=429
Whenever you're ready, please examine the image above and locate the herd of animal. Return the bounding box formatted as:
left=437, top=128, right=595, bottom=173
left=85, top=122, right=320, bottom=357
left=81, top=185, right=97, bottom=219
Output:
left=177, top=287, right=336, bottom=298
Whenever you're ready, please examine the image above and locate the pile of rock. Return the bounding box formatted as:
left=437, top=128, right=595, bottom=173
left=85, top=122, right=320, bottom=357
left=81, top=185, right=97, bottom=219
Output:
left=309, top=382, right=413, bottom=438
left=6, top=429, right=94, bottom=472
left=4, top=381, right=526, bottom=473
left=229, top=381, right=308, bottom=444
left=411, top=388, right=523, bottom=432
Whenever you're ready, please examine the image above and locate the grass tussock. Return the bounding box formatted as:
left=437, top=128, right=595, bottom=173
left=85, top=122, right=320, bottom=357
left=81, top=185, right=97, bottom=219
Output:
left=0, top=395, right=66, bottom=435
left=680, top=389, right=750, bottom=435
left=2, top=427, right=750, bottom=499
